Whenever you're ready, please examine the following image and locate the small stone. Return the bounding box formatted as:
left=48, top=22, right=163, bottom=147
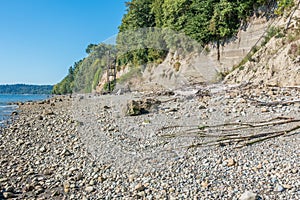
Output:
left=227, top=158, right=236, bottom=167
left=63, top=181, right=70, bottom=193
left=35, top=188, right=45, bottom=195
left=61, top=148, right=72, bottom=156
left=128, top=175, right=134, bottom=182
left=239, top=191, right=257, bottom=200
left=237, top=98, right=247, bottom=103
left=43, top=168, right=53, bottom=175
left=201, top=180, right=209, bottom=188
left=134, top=183, right=146, bottom=191
left=257, top=163, right=262, bottom=169
left=208, top=108, right=216, bottom=113
left=142, top=119, right=151, bottom=125
left=261, top=107, right=268, bottom=113
left=274, top=184, right=285, bottom=192
left=17, top=139, right=25, bottom=145
left=51, top=190, right=60, bottom=197
left=76, top=173, right=83, bottom=181
left=3, top=192, right=16, bottom=198
left=98, top=175, right=105, bottom=183
left=282, top=184, right=292, bottom=189
left=103, top=105, right=111, bottom=109
left=11, top=111, right=18, bottom=116
left=89, top=180, right=95, bottom=185
left=291, top=168, right=298, bottom=174
left=267, top=91, right=274, bottom=96
left=39, top=146, right=46, bottom=153
left=23, top=184, right=34, bottom=192
left=5, top=186, right=14, bottom=192
left=198, top=103, right=206, bottom=109
left=137, top=191, right=145, bottom=197
left=0, top=178, right=8, bottom=182
left=84, top=186, right=95, bottom=193
left=43, top=110, right=55, bottom=115
left=26, top=169, right=35, bottom=175
left=271, top=176, right=278, bottom=183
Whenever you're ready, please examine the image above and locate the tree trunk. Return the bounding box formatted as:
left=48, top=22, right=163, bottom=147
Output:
left=217, top=40, right=220, bottom=61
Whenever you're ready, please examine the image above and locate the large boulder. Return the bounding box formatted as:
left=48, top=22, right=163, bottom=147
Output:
left=125, top=98, right=161, bottom=116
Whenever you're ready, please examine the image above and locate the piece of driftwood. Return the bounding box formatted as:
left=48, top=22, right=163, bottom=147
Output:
left=158, top=116, right=300, bottom=148
left=252, top=100, right=300, bottom=107
left=160, top=116, right=299, bottom=133
left=187, top=125, right=300, bottom=149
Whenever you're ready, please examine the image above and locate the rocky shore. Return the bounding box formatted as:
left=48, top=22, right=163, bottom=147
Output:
left=0, top=84, right=299, bottom=199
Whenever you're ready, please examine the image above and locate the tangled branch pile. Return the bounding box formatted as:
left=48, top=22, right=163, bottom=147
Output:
left=159, top=116, right=300, bottom=149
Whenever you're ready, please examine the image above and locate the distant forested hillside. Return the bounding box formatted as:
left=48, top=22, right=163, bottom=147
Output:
left=0, top=84, right=53, bottom=94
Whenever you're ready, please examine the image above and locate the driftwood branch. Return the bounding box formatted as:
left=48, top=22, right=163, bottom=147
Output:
left=252, top=100, right=300, bottom=107
left=160, top=116, right=299, bottom=133
left=158, top=116, right=300, bottom=148
left=187, top=125, right=300, bottom=149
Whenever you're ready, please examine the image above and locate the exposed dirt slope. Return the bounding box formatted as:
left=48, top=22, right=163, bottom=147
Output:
left=225, top=1, right=300, bottom=86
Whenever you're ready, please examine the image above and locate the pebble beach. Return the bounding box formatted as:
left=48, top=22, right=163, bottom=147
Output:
left=0, top=84, right=299, bottom=199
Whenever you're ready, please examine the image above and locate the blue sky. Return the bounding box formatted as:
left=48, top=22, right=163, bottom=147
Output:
left=0, top=0, right=126, bottom=85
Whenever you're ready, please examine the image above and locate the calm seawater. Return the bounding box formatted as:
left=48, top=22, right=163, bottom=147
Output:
left=0, top=94, right=49, bottom=125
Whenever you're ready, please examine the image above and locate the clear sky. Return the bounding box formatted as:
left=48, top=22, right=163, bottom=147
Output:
left=0, top=0, right=126, bottom=85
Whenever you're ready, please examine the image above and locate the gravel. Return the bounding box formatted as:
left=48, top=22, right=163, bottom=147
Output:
left=0, top=84, right=299, bottom=199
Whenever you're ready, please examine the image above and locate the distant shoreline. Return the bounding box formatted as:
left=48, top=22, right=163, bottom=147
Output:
left=0, top=84, right=53, bottom=95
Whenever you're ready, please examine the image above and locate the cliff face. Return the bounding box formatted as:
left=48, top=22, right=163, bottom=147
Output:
left=148, top=5, right=300, bottom=89
left=138, top=16, right=276, bottom=90
left=95, top=2, right=299, bottom=92
left=54, top=1, right=299, bottom=95
left=225, top=1, right=300, bottom=86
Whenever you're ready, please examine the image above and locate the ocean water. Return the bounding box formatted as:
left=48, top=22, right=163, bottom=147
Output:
left=0, top=94, right=49, bottom=126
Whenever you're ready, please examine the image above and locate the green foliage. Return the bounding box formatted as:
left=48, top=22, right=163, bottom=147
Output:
left=86, top=44, right=98, bottom=54
left=119, top=0, right=155, bottom=32
left=0, top=84, right=53, bottom=94
left=204, top=46, right=211, bottom=55
left=261, top=26, right=282, bottom=46
left=173, top=62, right=181, bottom=72
left=162, top=0, right=191, bottom=32
left=184, top=0, right=216, bottom=44
left=103, top=81, right=116, bottom=92
left=150, top=0, right=165, bottom=27
left=275, top=0, right=294, bottom=15
left=286, top=27, right=300, bottom=42
left=232, top=43, right=260, bottom=72
left=92, top=67, right=103, bottom=90
left=117, top=0, right=272, bottom=65
left=53, top=43, right=116, bottom=94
